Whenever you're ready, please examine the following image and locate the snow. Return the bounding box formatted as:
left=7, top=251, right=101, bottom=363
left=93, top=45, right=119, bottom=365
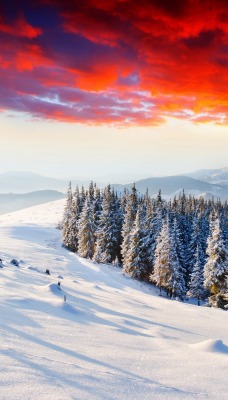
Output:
left=190, top=339, right=228, bottom=354
left=0, top=199, right=227, bottom=400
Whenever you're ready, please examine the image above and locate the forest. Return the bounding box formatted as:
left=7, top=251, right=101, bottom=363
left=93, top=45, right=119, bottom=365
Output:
left=62, top=182, right=228, bottom=309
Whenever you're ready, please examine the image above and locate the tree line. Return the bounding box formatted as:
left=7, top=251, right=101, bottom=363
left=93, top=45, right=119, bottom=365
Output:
left=61, top=182, right=228, bottom=309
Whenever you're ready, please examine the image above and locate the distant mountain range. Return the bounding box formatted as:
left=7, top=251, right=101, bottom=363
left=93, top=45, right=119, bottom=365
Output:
left=112, top=175, right=228, bottom=200
left=0, top=190, right=65, bottom=215
left=184, top=167, right=228, bottom=185
left=0, top=168, right=227, bottom=215
left=0, top=171, right=82, bottom=193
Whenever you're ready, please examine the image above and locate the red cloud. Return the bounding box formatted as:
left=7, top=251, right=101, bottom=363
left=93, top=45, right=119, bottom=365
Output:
left=15, top=45, right=52, bottom=72
left=0, top=0, right=228, bottom=125
left=0, top=15, right=42, bottom=38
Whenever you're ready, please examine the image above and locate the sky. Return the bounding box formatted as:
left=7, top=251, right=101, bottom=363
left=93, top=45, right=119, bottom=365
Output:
left=0, top=0, right=228, bottom=180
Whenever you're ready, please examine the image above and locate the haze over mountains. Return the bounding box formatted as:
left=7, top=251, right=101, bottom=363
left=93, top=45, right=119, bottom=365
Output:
left=185, top=167, right=228, bottom=185
left=113, top=175, right=227, bottom=199
left=0, top=171, right=82, bottom=193
left=0, top=168, right=227, bottom=214
left=0, top=191, right=65, bottom=215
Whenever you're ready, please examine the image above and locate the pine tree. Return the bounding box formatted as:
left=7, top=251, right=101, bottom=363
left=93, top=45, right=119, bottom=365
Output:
left=124, top=206, right=148, bottom=279
left=77, top=196, right=96, bottom=259
left=93, top=186, right=121, bottom=264
left=187, top=215, right=206, bottom=277
left=121, top=184, right=138, bottom=267
left=150, top=218, right=185, bottom=298
left=169, top=221, right=186, bottom=299
left=66, top=186, right=81, bottom=252
left=141, top=198, right=156, bottom=280
left=150, top=219, right=171, bottom=294
left=187, top=245, right=205, bottom=305
left=171, top=217, right=185, bottom=270
left=62, top=182, right=74, bottom=250
left=204, top=213, right=228, bottom=299
left=176, top=190, right=192, bottom=286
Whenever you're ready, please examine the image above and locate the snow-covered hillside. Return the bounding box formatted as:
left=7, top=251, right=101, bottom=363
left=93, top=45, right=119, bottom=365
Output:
left=0, top=200, right=227, bottom=400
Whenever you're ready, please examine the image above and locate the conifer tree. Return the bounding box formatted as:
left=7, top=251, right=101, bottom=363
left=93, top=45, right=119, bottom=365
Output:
left=187, top=215, right=206, bottom=276
left=150, top=219, right=171, bottom=294
left=204, top=213, right=228, bottom=297
left=176, top=190, right=192, bottom=285
left=171, top=217, right=185, bottom=270
left=124, top=206, right=148, bottom=279
left=151, top=217, right=185, bottom=298
left=143, top=198, right=156, bottom=278
left=77, top=196, right=96, bottom=259
left=67, top=186, right=81, bottom=252
left=169, top=221, right=186, bottom=299
left=121, top=184, right=138, bottom=267
left=93, top=185, right=121, bottom=264
left=62, top=182, right=74, bottom=250
left=188, top=245, right=205, bottom=305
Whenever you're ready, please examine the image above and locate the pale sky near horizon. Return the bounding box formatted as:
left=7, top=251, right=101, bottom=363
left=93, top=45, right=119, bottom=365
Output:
left=1, top=112, right=227, bottom=181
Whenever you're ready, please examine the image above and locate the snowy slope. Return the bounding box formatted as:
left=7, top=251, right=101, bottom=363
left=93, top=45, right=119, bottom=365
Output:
left=0, top=200, right=227, bottom=400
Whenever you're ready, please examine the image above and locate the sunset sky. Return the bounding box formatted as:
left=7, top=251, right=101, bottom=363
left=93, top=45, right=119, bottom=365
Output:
left=0, top=0, right=228, bottom=180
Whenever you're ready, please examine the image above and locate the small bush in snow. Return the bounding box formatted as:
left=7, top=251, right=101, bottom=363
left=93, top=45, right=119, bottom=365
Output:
left=11, top=259, right=19, bottom=266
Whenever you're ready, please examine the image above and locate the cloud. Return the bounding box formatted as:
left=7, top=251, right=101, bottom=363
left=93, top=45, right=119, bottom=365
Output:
left=0, top=0, right=228, bottom=125
left=0, top=14, right=42, bottom=38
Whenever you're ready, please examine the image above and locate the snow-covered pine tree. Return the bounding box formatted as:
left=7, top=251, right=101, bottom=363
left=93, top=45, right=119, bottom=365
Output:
left=169, top=220, right=186, bottom=299
left=204, top=213, right=228, bottom=307
left=62, top=182, right=74, bottom=250
left=150, top=217, right=186, bottom=298
left=65, top=186, right=81, bottom=252
left=171, top=217, right=185, bottom=270
left=121, top=184, right=138, bottom=268
left=124, top=205, right=148, bottom=279
left=187, top=245, right=205, bottom=305
left=140, top=197, right=156, bottom=280
left=186, top=215, right=206, bottom=277
left=93, top=185, right=102, bottom=229
left=79, top=185, right=86, bottom=211
left=176, top=190, right=192, bottom=285
left=150, top=218, right=171, bottom=294
left=77, top=195, right=96, bottom=259
left=93, top=185, right=121, bottom=264
left=150, top=198, right=163, bottom=250
left=220, top=201, right=228, bottom=249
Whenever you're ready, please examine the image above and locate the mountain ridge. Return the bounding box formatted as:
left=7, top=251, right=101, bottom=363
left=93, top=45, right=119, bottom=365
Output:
left=0, top=168, right=227, bottom=200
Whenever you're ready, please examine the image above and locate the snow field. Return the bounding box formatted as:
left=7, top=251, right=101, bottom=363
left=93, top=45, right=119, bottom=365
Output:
left=0, top=200, right=227, bottom=400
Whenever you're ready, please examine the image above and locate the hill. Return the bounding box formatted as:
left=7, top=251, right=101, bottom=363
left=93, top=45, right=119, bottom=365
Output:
left=0, top=200, right=227, bottom=399
left=0, top=169, right=228, bottom=200
left=0, top=190, right=65, bottom=215
left=0, top=171, right=97, bottom=193
left=185, top=167, right=228, bottom=185
left=113, top=175, right=228, bottom=199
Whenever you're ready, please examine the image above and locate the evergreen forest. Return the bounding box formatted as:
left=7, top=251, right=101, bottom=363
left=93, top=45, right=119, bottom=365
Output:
left=61, top=182, right=228, bottom=309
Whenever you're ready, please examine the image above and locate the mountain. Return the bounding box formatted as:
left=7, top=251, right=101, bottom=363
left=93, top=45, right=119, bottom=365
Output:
left=112, top=175, right=228, bottom=200
left=1, top=169, right=228, bottom=201
left=0, top=199, right=227, bottom=400
left=0, top=171, right=99, bottom=193
left=0, top=190, right=65, bottom=215
left=185, top=167, right=228, bottom=185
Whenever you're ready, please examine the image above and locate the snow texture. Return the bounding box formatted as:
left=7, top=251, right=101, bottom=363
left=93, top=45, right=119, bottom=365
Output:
left=0, top=199, right=227, bottom=400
